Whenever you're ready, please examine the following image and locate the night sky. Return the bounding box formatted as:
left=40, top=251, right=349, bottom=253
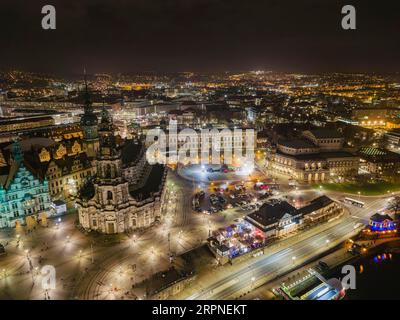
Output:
left=1, top=0, right=400, bottom=75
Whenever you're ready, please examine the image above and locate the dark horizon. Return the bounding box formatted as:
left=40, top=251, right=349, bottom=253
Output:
left=1, top=0, right=400, bottom=76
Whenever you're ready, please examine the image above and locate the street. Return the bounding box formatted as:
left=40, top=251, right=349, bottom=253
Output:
left=0, top=167, right=394, bottom=300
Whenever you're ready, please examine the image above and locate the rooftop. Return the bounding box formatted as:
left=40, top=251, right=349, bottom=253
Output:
left=121, top=139, right=144, bottom=166
left=358, top=147, right=400, bottom=163
left=370, top=213, right=393, bottom=223
left=298, top=196, right=333, bottom=216
left=278, top=139, right=316, bottom=149
left=246, top=201, right=297, bottom=228
left=129, top=164, right=166, bottom=200
left=306, top=129, right=343, bottom=139
left=386, top=129, right=400, bottom=137
left=142, top=267, right=193, bottom=296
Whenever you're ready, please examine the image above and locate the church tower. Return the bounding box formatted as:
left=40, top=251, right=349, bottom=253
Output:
left=76, top=105, right=167, bottom=235
left=92, top=107, right=131, bottom=234
left=80, top=71, right=99, bottom=158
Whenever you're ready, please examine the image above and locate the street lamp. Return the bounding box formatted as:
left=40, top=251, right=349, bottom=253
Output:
left=90, top=242, right=94, bottom=264
left=292, top=256, right=296, bottom=265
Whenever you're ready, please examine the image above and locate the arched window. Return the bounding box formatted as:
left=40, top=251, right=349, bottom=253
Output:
left=107, top=191, right=113, bottom=201
left=106, top=164, right=112, bottom=178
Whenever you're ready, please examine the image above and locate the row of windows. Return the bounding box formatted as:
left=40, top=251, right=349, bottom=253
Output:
left=50, top=171, right=91, bottom=188
left=329, top=161, right=357, bottom=167
left=5, top=189, right=47, bottom=201
left=318, top=139, right=342, bottom=144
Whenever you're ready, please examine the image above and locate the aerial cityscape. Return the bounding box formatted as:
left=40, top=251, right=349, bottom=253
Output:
left=0, top=1, right=400, bottom=305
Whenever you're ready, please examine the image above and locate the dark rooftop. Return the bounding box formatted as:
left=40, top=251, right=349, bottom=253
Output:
left=79, top=179, right=95, bottom=201
left=276, top=150, right=357, bottom=161
left=370, top=213, right=393, bottom=223
left=121, top=139, right=144, bottom=166
left=278, top=139, right=317, bottom=149
left=142, top=267, right=193, bottom=296
left=319, top=151, right=358, bottom=159
left=129, top=164, right=165, bottom=200
left=358, top=147, right=400, bottom=163
left=0, top=115, right=54, bottom=125
left=276, top=150, right=324, bottom=161
left=298, top=196, right=334, bottom=216
left=306, top=129, right=343, bottom=139
left=246, top=201, right=297, bottom=228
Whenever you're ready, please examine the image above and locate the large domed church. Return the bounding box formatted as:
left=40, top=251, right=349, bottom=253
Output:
left=76, top=82, right=167, bottom=234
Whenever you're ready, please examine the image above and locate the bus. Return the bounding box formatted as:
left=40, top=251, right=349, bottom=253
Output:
left=343, top=197, right=365, bottom=208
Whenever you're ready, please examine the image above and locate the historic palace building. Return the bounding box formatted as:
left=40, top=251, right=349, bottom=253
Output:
left=76, top=107, right=167, bottom=234
left=268, top=129, right=359, bottom=183
left=0, top=137, right=95, bottom=199
left=0, top=141, right=52, bottom=228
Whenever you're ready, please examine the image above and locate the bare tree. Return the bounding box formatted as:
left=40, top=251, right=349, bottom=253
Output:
left=388, top=196, right=400, bottom=218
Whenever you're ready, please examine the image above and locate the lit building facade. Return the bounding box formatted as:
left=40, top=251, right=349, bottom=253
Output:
left=0, top=141, right=52, bottom=228
left=5, top=137, right=95, bottom=198
left=245, top=196, right=343, bottom=239
left=0, top=116, right=54, bottom=133
left=268, top=129, right=359, bottom=182
left=368, top=213, right=396, bottom=232
left=76, top=108, right=167, bottom=234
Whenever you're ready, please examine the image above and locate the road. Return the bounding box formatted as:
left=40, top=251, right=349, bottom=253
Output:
left=0, top=166, right=393, bottom=300
left=181, top=196, right=388, bottom=300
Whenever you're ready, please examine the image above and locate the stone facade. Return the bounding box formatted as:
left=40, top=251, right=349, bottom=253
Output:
left=76, top=108, right=167, bottom=234
left=0, top=141, right=52, bottom=228
left=268, top=129, right=359, bottom=182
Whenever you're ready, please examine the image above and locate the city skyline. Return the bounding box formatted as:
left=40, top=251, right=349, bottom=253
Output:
left=1, top=0, right=400, bottom=305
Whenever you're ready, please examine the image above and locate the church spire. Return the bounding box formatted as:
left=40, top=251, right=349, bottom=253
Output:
left=83, top=68, right=92, bottom=110
left=80, top=68, right=98, bottom=128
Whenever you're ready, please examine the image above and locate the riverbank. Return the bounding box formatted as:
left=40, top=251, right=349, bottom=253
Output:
left=328, top=239, right=400, bottom=300
left=244, top=237, right=400, bottom=300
